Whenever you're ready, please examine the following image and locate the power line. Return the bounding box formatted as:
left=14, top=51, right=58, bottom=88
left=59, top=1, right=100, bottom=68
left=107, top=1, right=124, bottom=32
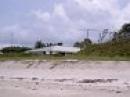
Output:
left=80, top=28, right=101, bottom=39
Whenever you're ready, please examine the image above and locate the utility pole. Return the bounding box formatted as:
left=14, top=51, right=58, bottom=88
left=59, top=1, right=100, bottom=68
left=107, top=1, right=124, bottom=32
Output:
left=10, top=32, right=14, bottom=46
left=86, top=29, right=89, bottom=39
left=80, top=28, right=101, bottom=40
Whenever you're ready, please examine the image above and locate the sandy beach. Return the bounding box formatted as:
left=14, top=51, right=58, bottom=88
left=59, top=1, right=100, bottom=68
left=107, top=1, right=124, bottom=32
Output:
left=0, top=60, right=130, bottom=97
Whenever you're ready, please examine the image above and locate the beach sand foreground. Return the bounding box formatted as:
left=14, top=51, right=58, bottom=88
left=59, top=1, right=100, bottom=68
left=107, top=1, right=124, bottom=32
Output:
left=0, top=60, right=130, bottom=97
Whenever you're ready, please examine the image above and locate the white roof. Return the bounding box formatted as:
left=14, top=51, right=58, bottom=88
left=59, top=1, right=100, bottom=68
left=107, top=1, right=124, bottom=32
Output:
left=27, top=46, right=80, bottom=53
left=51, top=46, right=80, bottom=53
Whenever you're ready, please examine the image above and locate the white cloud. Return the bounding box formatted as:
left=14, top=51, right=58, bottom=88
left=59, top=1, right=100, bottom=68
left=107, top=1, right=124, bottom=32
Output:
left=1, top=0, right=130, bottom=46
left=32, top=10, right=51, bottom=22
left=33, top=3, right=70, bottom=23
left=53, top=3, right=69, bottom=21
left=27, top=0, right=130, bottom=44
left=31, top=3, right=79, bottom=44
left=74, top=0, right=119, bottom=12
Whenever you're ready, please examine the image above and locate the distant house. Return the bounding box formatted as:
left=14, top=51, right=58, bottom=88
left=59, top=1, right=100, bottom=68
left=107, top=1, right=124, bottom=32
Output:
left=25, top=46, right=80, bottom=55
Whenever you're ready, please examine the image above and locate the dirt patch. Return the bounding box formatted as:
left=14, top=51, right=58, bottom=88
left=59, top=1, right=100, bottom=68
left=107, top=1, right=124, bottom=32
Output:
left=78, top=79, right=118, bottom=83
left=54, top=79, right=74, bottom=82
left=49, top=63, right=59, bottom=69
left=0, top=76, right=4, bottom=79
left=10, top=77, right=25, bottom=81
left=26, top=63, right=33, bottom=69
left=32, top=77, right=39, bottom=81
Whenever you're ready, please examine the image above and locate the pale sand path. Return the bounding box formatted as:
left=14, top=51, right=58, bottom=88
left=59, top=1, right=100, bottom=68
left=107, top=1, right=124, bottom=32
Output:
left=0, top=60, right=130, bottom=97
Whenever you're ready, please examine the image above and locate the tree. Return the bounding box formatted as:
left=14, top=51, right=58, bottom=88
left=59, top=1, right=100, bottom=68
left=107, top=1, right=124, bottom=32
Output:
left=119, top=23, right=130, bottom=34
left=113, top=23, right=130, bottom=41
left=35, top=40, right=45, bottom=48
left=73, top=38, right=92, bottom=48
left=84, top=38, right=92, bottom=45
left=74, top=42, right=81, bottom=47
left=1, top=47, right=31, bottom=53
left=57, top=42, right=63, bottom=46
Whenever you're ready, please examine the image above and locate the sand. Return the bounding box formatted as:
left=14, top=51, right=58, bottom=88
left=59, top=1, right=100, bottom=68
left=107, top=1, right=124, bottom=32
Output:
left=0, top=60, right=130, bottom=97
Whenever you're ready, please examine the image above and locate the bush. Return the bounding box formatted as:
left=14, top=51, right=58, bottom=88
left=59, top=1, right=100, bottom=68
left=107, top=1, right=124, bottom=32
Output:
left=1, top=47, right=31, bottom=54
left=80, top=40, right=130, bottom=57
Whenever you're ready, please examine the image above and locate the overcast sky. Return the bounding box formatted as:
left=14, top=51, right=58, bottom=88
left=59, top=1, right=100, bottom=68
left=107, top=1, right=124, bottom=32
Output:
left=0, top=0, right=130, bottom=47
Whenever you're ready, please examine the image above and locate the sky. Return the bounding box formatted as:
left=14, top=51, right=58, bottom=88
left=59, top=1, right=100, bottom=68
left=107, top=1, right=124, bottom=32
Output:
left=0, top=0, right=130, bottom=47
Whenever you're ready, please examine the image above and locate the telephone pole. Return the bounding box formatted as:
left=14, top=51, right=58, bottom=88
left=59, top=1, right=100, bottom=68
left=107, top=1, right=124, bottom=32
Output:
left=10, top=32, right=14, bottom=46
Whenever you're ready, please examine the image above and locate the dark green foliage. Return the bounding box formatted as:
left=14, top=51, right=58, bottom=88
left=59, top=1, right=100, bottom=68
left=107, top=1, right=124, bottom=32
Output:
left=84, top=38, right=92, bottom=44
left=79, top=23, right=130, bottom=57
left=74, top=38, right=92, bottom=48
left=119, top=23, right=130, bottom=34
left=74, top=42, right=81, bottom=47
left=35, top=40, right=45, bottom=48
left=80, top=40, right=130, bottom=57
left=57, top=42, right=63, bottom=46
left=46, top=42, right=63, bottom=47
left=113, top=23, right=130, bottom=41
left=1, top=47, right=31, bottom=54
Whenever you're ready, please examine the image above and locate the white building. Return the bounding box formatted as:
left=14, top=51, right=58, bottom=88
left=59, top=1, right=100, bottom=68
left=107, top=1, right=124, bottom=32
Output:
left=25, top=46, right=80, bottom=55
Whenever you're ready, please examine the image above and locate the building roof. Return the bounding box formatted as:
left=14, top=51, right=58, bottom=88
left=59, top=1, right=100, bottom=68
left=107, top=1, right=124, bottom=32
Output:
left=27, top=46, right=80, bottom=53
left=50, top=46, right=80, bottom=53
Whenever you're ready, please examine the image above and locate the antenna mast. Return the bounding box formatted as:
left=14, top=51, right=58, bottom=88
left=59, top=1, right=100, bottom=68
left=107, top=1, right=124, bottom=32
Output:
left=98, top=29, right=109, bottom=43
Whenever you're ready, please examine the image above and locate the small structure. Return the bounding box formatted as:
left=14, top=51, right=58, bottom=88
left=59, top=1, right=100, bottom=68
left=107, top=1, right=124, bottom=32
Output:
left=25, top=46, right=80, bottom=55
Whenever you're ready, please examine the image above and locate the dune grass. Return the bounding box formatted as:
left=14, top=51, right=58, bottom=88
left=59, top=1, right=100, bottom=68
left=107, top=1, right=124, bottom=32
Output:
left=0, top=53, right=129, bottom=61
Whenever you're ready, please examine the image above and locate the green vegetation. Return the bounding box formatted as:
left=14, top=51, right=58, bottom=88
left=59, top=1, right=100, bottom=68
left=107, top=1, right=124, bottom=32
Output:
left=74, top=38, right=92, bottom=48
left=79, top=40, right=130, bottom=57
left=77, top=23, right=130, bottom=58
left=35, top=40, right=45, bottom=48
left=0, top=53, right=129, bottom=61
left=34, top=40, right=63, bottom=48
left=1, top=47, right=31, bottom=54
left=0, top=48, right=129, bottom=61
